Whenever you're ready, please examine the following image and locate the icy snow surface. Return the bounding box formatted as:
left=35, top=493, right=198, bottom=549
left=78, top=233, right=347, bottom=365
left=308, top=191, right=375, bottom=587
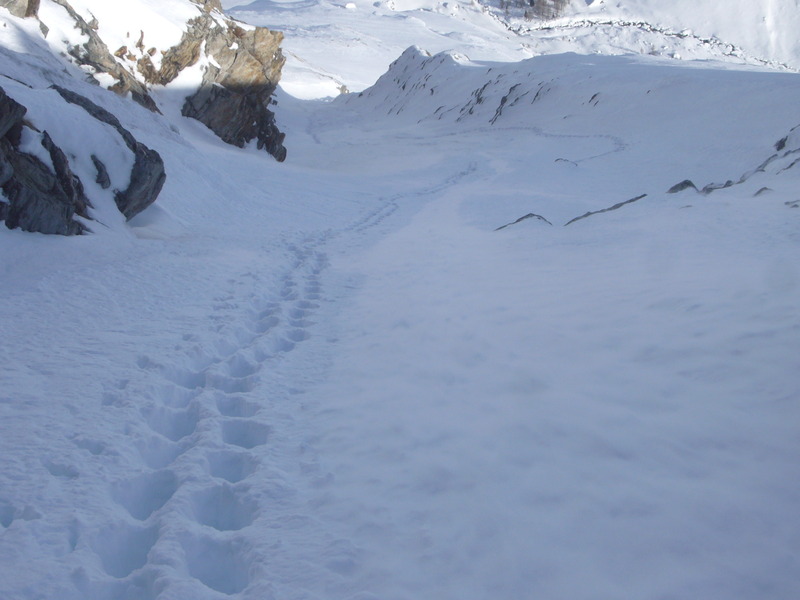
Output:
left=2, top=0, right=800, bottom=599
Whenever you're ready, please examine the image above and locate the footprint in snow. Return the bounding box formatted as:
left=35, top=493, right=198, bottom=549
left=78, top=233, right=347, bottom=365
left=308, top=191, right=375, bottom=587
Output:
left=220, top=419, right=270, bottom=450
left=112, top=469, right=178, bottom=521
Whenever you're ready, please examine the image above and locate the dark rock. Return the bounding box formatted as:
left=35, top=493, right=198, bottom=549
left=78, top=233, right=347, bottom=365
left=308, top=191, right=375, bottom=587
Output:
left=0, top=137, right=89, bottom=236
left=754, top=187, right=772, bottom=197
left=0, top=88, right=26, bottom=138
left=91, top=154, right=111, bottom=189
left=775, top=136, right=787, bottom=152
left=667, top=179, right=697, bottom=194
left=53, top=85, right=166, bottom=219
left=183, top=85, right=286, bottom=161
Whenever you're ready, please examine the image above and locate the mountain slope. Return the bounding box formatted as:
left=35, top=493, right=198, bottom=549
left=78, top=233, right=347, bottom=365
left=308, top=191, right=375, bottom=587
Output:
left=226, top=0, right=800, bottom=100
left=1, top=0, right=799, bottom=599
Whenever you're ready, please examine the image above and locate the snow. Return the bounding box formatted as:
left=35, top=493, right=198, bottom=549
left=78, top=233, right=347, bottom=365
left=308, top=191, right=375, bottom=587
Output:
left=1, top=0, right=800, bottom=599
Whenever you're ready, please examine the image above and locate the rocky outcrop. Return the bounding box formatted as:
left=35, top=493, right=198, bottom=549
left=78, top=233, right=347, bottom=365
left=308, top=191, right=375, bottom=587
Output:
left=137, top=9, right=287, bottom=161
left=53, top=86, right=166, bottom=220
left=0, top=87, right=90, bottom=235
left=0, top=0, right=39, bottom=18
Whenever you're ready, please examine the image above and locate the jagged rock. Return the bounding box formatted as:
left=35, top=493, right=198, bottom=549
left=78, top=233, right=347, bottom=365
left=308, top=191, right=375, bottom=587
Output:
left=53, top=85, right=166, bottom=220
left=0, top=87, right=90, bottom=235
left=0, top=0, right=39, bottom=18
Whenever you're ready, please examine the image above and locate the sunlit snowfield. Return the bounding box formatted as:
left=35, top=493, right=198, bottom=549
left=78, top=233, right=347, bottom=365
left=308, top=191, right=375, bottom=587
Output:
left=1, top=1, right=799, bottom=599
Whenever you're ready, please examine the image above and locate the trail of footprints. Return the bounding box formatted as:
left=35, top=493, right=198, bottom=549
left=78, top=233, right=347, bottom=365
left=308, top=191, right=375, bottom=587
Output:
left=70, top=233, right=334, bottom=599
left=12, top=170, right=479, bottom=599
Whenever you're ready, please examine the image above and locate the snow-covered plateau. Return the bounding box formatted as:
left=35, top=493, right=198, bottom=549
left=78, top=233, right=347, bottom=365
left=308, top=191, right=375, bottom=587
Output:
left=1, top=0, right=799, bottom=599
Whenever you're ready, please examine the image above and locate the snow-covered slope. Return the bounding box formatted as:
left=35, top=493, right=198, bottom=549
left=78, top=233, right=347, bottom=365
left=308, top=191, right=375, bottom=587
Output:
left=1, top=0, right=800, bottom=599
left=226, top=0, right=800, bottom=99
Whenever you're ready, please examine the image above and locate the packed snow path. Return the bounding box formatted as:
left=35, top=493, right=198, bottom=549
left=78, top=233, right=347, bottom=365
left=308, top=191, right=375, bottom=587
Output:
left=2, top=53, right=800, bottom=599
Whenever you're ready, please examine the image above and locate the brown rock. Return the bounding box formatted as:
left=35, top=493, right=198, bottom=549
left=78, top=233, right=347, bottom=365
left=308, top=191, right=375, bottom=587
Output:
left=0, top=0, right=39, bottom=18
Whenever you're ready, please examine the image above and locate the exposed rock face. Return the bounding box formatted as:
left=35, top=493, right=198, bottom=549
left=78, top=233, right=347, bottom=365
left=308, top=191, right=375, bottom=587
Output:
left=53, top=86, right=166, bottom=220
left=0, top=87, right=90, bottom=235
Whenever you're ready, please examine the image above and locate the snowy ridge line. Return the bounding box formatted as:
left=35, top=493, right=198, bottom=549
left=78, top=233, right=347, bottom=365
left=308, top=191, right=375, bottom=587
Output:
left=509, top=18, right=797, bottom=71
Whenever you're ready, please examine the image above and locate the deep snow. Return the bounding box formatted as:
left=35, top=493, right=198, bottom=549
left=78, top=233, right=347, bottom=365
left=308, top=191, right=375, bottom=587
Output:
left=1, top=0, right=800, bottom=599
